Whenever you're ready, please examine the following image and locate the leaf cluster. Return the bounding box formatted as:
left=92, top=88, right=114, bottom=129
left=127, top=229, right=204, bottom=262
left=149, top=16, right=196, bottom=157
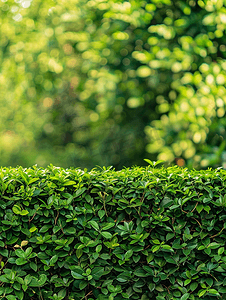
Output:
left=0, top=164, right=226, bottom=299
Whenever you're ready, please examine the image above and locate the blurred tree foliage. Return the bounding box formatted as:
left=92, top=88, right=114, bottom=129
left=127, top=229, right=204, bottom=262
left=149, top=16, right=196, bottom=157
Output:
left=1, top=0, right=226, bottom=170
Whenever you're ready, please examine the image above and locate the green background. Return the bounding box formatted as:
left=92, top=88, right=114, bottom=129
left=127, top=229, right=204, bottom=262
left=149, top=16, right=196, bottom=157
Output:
left=1, top=0, right=226, bottom=170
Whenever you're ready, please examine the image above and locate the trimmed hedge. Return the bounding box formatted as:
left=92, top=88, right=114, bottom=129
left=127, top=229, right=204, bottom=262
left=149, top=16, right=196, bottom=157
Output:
left=0, top=163, right=226, bottom=299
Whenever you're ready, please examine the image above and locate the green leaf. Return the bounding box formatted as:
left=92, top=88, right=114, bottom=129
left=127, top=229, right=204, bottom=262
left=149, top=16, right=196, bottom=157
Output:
left=0, top=275, right=10, bottom=283
left=190, top=282, right=198, bottom=291
left=15, top=290, right=24, bottom=300
left=24, top=274, right=32, bottom=285
left=86, top=268, right=91, bottom=275
left=143, top=266, right=154, bottom=276
left=133, top=255, right=140, bottom=263
left=121, top=293, right=130, bottom=298
left=30, top=262, right=37, bottom=272
left=16, top=258, right=27, bottom=265
left=166, top=233, right=175, bottom=241
left=57, top=289, right=66, bottom=298
left=196, top=204, right=203, bottom=213
left=124, top=249, right=133, bottom=260
left=161, top=245, right=173, bottom=251
left=71, top=271, right=84, bottom=279
left=204, top=248, right=211, bottom=255
left=92, top=267, right=105, bottom=280
left=102, top=223, right=115, bottom=231
left=101, top=232, right=112, bottom=239
left=204, top=206, right=211, bottom=213
left=30, top=274, right=47, bottom=287
left=208, top=242, right=220, bottom=249
left=148, top=283, right=155, bottom=292
left=108, top=285, right=116, bottom=293
left=39, top=224, right=52, bottom=233
left=134, top=268, right=147, bottom=277
left=76, top=249, right=83, bottom=259
left=29, top=227, right=37, bottom=233
left=15, top=249, right=25, bottom=258
left=147, top=254, right=154, bottom=263
left=117, top=274, right=128, bottom=283
left=22, top=284, right=28, bottom=292
left=218, top=247, right=224, bottom=255
left=25, top=247, right=32, bottom=257
left=20, top=210, right=29, bottom=216
left=75, top=187, right=86, bottom=197
left=198, top=290, right=206, bottom=297
left=219, top=287, right=226, bottom=293
left=6, top=296, right=17, bottom=300
left=79, top=281, right=88, bottom=290
left=161, top=197, right=173, bottom=208
left=96, top=245, right=102, bottom=253
left=208, top=289, right=220, bottom=295
left=181, top=293, right=190, bottom=300
left=12, top=205, right=21, bottom=214
left=184, top=279, right=191, bottom=286
left=153, top=160, right=165, bottom=167
left=206, top=278, right=213, bottom=286
left=63, top=181, right=76, bottom=186
left=144, top=159, right=165, bottom=167
left=38, top=274, right=47, bottom=286
left=49, top=255, right=58, bottom=265
left=152, top=239, right=160, bottom=244
left=16, top=277, right=24, bottom=285
left=165, top=256, right=177, bottom=264
left=29, top=278, right=39, bottom=287
left=198, top=245, right=205, bottom=250
left=28, top=177, right=39, bottom=185
left=98, top=210, right=105, bottom=219
left=53, top=226, right=61, bottom=233
left=151, top=245, right=160, bottom=253
left=100, top=253, right=111, bottom=260
left=65, top=227, right=76, bottom=234
left=144, top=159, right=153, bottom=167
left=89, top=220, right=99, bottom=231
left=156, top=285, right=164, bottom=292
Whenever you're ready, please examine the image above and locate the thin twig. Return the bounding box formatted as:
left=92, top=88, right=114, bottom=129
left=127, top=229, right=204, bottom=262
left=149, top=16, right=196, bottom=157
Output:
left=84, top=290, right=93, bottom=300
left=208, top=272, right=218, bottom=282
left=191, top=217, right=202, bottom=227
left=101, top=192, right=108, bottom=217
left=210, top=227, right=224, bottom=239
left=29, top=212, right=37, bottom=224
left=59, top=220, right=64, bottom=234
left=191, top=202, right=198, bottom=213
left=54, top=210, right=59, bottom=225
left=162, top=284, right=171, bottom=294
left=181, top=207, right=188, bottom=214
left=39, top=287, right=44, bottom=300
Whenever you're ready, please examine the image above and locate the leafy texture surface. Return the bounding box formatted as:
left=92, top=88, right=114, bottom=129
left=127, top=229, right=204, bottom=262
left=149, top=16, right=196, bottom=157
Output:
left=0, top=164, right=226, bottom=299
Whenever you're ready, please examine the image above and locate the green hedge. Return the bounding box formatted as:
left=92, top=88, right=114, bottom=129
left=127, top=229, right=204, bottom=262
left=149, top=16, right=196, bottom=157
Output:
left=0, top=163, right=226, bottom=300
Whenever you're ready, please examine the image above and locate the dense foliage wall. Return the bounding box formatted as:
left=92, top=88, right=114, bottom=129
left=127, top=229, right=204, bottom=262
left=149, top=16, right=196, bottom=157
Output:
left=1, top=164, right=226, bottom=300
left=1, top=0, right=226, bottom=169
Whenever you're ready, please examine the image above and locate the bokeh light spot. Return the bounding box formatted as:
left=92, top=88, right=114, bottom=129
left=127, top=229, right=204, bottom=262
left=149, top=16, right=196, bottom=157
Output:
left=176, top=158, right=185, bottom=167
left=43, top=97, right=53, bottom=108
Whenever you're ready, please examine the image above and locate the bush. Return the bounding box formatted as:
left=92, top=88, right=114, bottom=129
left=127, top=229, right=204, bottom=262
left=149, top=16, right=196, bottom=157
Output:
left=0, top=163, right=226, bottom=299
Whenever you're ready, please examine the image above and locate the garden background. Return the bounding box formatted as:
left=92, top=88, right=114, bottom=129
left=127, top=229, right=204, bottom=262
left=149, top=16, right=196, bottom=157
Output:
left=1, top=0, right=226, bottom=171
